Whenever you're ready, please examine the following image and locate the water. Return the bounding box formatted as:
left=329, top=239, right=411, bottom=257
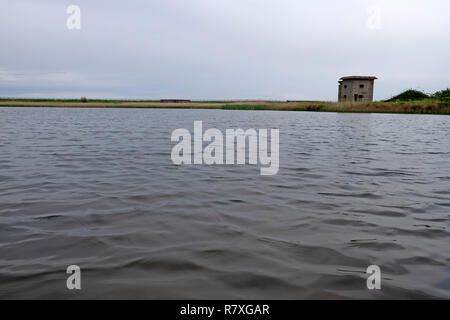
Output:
left=0, top=107, right=449, bottom=299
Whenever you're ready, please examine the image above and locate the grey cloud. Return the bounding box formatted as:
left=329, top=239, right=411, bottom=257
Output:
left=0, top=0, right=449, bottom=100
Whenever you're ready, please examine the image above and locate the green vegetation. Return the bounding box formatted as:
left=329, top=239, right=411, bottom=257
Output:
left=432, top=89, right=450, bottom=101
left=1, top=89, right=450, bottom=115
left=386, top=89, right=430, bottom=102
left=221, top=105, right=267, bottom=110
left=322, top=100, right=450, bottom=114
left=386, top=88, right=450, bottom=102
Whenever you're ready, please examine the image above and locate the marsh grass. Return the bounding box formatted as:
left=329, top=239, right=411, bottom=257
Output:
left=221, top=105, right=267, bottom=110
left=1, top=99, right=449, bottom=114
left=0, top=98, right=161, bottom=103
left=319, top=100, right=450, bottom=114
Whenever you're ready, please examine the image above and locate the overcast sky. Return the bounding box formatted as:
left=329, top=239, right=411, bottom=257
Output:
left=1, top=0, right=449, bottom=100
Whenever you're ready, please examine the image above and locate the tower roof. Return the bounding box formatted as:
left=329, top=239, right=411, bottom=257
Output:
left=339, top=76, right=378, bottom=81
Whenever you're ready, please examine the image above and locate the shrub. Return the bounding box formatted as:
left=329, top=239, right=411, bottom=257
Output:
left=386, top=89, right=429, bottom=102
left=433, top=89, right=450, bottom=101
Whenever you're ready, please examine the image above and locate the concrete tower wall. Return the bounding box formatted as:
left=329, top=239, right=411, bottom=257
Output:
left=338, top=79, right=375, bottom=103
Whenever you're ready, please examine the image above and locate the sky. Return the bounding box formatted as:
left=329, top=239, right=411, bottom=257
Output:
left=0, top=0, right=449, bottom=101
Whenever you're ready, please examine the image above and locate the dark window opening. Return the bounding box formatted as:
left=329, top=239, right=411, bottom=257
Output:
left=360, top=84, right=365, bottom=88
left=344, top=85, right=347, bottom=88
left=359, top=95, right=364, bottom=99
left=343, top=95, right=347, bottom=99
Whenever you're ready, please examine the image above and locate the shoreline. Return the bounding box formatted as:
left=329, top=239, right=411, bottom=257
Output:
left=1, top=99, right=449, bottom=115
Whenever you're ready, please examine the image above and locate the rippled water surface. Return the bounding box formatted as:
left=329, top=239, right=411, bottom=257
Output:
left=0, top=107, right=449, bottom=299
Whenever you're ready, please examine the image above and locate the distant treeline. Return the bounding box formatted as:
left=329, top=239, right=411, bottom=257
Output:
left=386, top=89, right=450, bottom=102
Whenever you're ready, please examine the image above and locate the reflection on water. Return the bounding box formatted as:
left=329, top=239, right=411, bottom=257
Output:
left=0, top=107, right=449, bottom=299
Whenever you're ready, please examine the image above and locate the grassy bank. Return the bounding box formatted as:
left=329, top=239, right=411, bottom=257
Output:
left=0, top=98, right=449, bottom=115
left=316, top=100, right=450, bottom=114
